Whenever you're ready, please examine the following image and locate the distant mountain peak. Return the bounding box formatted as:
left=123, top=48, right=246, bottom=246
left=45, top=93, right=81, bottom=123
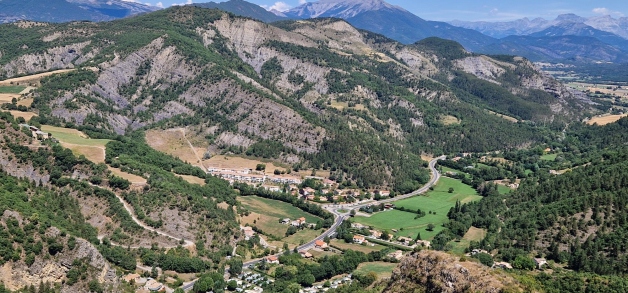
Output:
left=555, top=13, right=586, bottom=23
left=286, top=0, right=406, bottom=19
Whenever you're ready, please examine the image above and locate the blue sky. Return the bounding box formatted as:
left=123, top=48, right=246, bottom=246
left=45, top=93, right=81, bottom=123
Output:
left=144, top=0, right=628, bottom=22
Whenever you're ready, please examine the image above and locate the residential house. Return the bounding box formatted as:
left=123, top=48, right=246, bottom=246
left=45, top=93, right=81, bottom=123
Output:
left=321, top=189, right=330, bottom=195
left=377, top=190, right=391, bottom=197
left=123, top=274, right=140, bottom=283
left=262, top=185, right=281, bottom=192
left=306, top=194, right=315, bottom=201
left=397, top=236, right=413, bottom=243
left=281, top=218, right=291, bottom=225
left=240, top=226, right=256, bottom=240
left=301, top=187, right=316, bottom=196
left=271, top=175, right=302, bottom=185
left=145, top=279, right=164, bottom=292
left=299, top=250, right=313, bottom=258
left=266, top=256, right=279, bottom=264
left=315, top=240, right=328, bottom=249
left=534, top=258, right=547, bottom=269
left=415, top=240, right=431, bottom=248
left=323, top=179, right=335, bottom=187
left=353, top=235, right=365, bottom=244
left=384, top=204, right=395, bottom=210
left=369, top=230, right=382, bottom=238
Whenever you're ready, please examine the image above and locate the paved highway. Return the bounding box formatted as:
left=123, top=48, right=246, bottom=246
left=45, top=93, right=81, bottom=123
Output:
left=181, top=156, right=445, bottom=290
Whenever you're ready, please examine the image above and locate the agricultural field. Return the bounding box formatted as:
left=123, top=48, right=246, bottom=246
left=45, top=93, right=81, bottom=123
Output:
left=42, top=125, right=110, bottom=163
left=587, top=114, right=628, bottom=126
left=5, top=110, right=37, bottom=121
left=330, top=240, right=387, bottom=254
left=0, top=69, right=76, bottom=86
left=353, top=177, right=482, bottom=240
left=353, top=262, right=397, bottom=280
left=0, top=85, right=26, bottom=94
left=238, top=196, right=322, bottom=238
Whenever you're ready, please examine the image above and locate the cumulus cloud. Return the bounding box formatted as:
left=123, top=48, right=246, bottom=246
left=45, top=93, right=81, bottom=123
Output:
left=489, top=8, right=499, bottom=16
left=592, top=8, right=624, bottom=17
left=155, top=1, right=163, bottom=7
left=299, top=0, right=307, bottom=4
left=172, top=0, right=192, bottom=6
left=264, top=1, right=291, bottom=12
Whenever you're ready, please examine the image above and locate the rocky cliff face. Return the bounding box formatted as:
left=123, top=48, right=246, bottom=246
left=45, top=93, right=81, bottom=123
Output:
left=0, top=212, right=119, bottom=292
left=382, top=251, right=523, bottom=293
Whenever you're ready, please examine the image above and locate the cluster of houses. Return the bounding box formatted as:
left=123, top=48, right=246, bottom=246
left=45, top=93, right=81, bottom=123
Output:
left=302, top=189, right=391, bottom=202
left=122, top=274, right=164, bottom=292
left=281, top=217, right=311, bottom=227
left=231, top=272, right=270, bottom=293
left=207, top=167, right=303, bottom=185
left=350, top=223, right=431, bottom=248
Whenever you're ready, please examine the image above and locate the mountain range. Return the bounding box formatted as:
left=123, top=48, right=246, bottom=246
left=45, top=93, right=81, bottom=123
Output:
left=0, top=0, right=158, bottom=23
left=1, top=0, right=628, bottom=63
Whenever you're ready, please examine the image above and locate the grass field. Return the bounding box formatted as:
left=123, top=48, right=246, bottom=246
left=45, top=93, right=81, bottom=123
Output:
left=0, top=86, right=26, bottom=94
left=178, top=175, right=206, bottom=186
left=439, top=115, right=461, bottom=125
left=330, top=240, right=387, bottom=253
left=353, top=177, right=482, bottom=240
left=283, top=229, right=322, bottom=246
left=42, top=125, right=111, bottom=147
left=108, top=167, right=147, bottom=184
left=497, top=184, right=512, bottom=194
left=353, top=262, right=397, bottom=279
left=540, top=153, right=558, bottom=161
left=239, top=196, right=322, bottom=238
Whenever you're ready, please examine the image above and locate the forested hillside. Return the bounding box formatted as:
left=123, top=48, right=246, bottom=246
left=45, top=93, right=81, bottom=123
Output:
left=0, top=6, right=591, bottom=192
left=442, top=117, right=628, bottom=276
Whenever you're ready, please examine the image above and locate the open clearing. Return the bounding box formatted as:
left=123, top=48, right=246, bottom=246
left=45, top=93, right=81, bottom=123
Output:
left=42, top=125, right=110, bottom=147
left=353, top=177, right=482, bottom=240
left=206, top=155, right=289, bottom=176
left=487, top=110, right=518, bottom=122
left=108, top=167, right=147, bottom=184
left=330, top=239, right=387, bottom=253
left=329, top=101, right=366, bottom=111
left=146, top=128, right=204, bottom=168
left=5, top=110, right=37, bottom=121
left=283, top=229, right=321, bottom=246
left=0, top=94, right=20, bottom=104
left=40, top=125, right=146, bottom=184
left=178, top=175, right=206, bottom=186
left=353, top=262, right=397, bottom=279
left=0, top=69, right=75, bottom=86
left=17, top=98, right=33, bottom=107
left=238, top=196, right=322, bottom=238
left=449, top=227, right=487, bottom=254
left=540, top=153, right=558, bottom=161
left=239, top=196, right=321, bottom=224
left=439, top=115, right=460, bottom=125
left=0, top=86, right=26, bottom=94
left=587, top=114, right=628, bottom=126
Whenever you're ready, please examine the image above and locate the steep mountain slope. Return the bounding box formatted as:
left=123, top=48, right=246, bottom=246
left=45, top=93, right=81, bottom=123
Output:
left=0, top=7, right=589, bottom=191
left=0, top=0, right=158, bottom=24
left=192, top=0, right=286, bottom=23
left=282, top=0, right=496, bottom=51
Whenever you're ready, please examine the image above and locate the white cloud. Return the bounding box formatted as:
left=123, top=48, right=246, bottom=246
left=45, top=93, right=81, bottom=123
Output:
left=299, top=0, right=307, bottom=4
left=592, top=7, right=624, bottom=17
left=489, top=8, right=499, bottom=16
left=156, top=1, right=163, bottom=7
left=172, top=0, right=192, bottom=6
left=266, top=1, right=291, bottom=12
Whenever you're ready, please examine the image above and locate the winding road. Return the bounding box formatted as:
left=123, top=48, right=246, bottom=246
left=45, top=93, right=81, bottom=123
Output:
left=181, top=156, right=445, bottom=290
